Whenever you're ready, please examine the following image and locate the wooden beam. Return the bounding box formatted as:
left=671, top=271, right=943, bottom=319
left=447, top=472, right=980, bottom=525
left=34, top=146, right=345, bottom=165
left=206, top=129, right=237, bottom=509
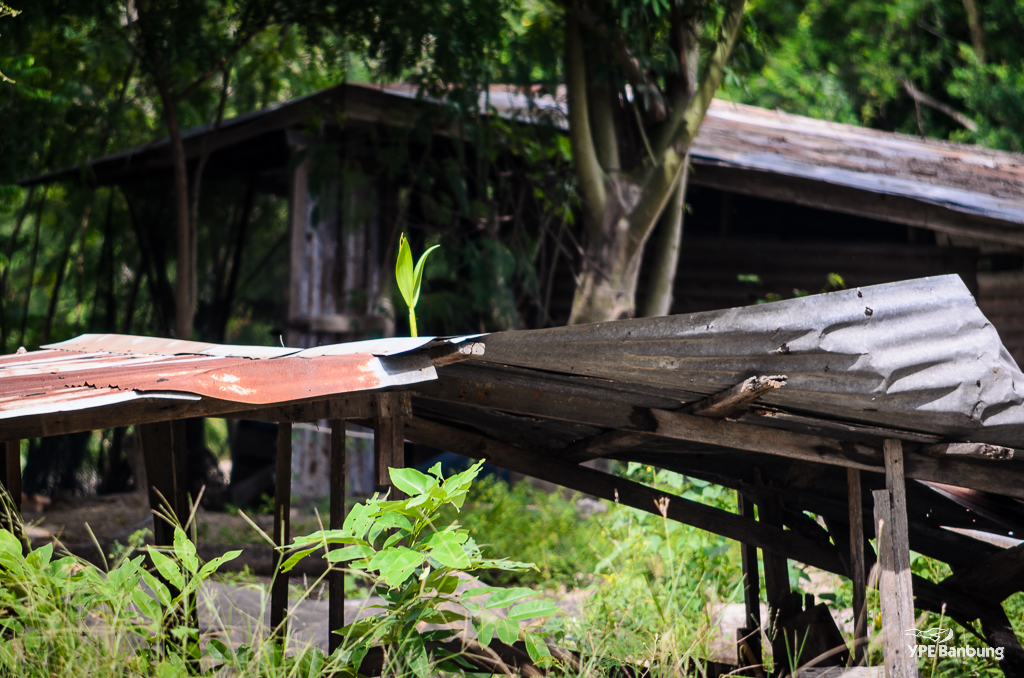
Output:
left=873, top=440, right=916, bottom=678
left=941, top=541, right=1024, bottom=601
left=270, top=423, right=293, bottom=641
left=416, top=377, right=1024, bottom=499
left=921, top=442, right=1015, bottom=460
left=329, top=419, right=346, bottom=654
left=0, top=391, right=393, bottom=441
left=429, top=341, right=486, bottom=368
left=687, top=375, right=786, bottom=418
left=4, top=440, right=21, bottom=519
left=402, top=417, right=847, bottom=575
left=374, top=392, right=405, bottom=490
left=848, top=468, right=867, bottom=667
left=737, top=492, right=763, bottom=671
left=139, top=420, right=189, bottom=547
left=560, top=430, right=650, bottom=463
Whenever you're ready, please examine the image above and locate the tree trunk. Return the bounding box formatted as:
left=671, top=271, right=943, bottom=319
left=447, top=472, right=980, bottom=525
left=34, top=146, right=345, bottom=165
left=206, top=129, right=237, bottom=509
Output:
left=641, top=160, right=688, bottom=318
left=159, top=87, right=193, bottom=341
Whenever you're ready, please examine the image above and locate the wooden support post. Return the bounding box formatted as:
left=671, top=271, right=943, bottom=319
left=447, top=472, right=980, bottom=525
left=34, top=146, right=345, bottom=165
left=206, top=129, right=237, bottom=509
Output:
left=848, top=468, right=867, bottom=666
left=270, top=423, right=293, bottom=641
left=872, top=439, right=917, bottom=678
left=329, top=419, right=346, bottom=654
left=373, top=392, right=405, bottom=494
left=737, top=492, right=763, bottom=673
left=140, top=421, right=189, bottom=546
left=2, top=440, right=21, bottom=535
left=139, top=420, right=195, bottom=665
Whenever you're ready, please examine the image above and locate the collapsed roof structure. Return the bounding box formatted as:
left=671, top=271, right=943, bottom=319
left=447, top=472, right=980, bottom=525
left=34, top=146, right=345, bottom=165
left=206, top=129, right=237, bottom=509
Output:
left=0, top=274, right=1022, bottom=673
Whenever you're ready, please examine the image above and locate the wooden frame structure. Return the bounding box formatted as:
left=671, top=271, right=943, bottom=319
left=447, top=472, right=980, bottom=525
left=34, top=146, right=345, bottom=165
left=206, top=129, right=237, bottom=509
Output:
left=2, top=276, right=1024, bottom=676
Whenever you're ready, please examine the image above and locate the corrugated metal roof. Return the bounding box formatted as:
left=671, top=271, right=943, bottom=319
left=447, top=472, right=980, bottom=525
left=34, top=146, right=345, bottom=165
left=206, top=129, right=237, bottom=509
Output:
left=0, top=334, right=468, bottom=418
left=471, top=274, right=1024, bottom=446
left=19, top=84, right=1024, bottom=233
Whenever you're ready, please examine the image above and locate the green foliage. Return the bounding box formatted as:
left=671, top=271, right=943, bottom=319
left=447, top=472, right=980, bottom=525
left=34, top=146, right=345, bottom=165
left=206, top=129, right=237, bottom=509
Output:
left=283, top=461, right=560, bottom=674
left=436, top=475, right=610, bottom=588
left=395, top=233, right=440, bottom=337
left=0, top=519, right=239, bottom=676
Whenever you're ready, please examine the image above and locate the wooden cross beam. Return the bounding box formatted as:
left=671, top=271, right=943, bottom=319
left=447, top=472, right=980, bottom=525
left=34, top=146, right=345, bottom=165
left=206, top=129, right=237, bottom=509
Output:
left=402, top=416, right=847, bottom=575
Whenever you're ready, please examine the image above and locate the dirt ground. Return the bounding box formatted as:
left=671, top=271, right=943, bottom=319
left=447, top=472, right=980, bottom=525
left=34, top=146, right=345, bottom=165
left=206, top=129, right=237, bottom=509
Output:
left=20, top=490, right=322, bottom=550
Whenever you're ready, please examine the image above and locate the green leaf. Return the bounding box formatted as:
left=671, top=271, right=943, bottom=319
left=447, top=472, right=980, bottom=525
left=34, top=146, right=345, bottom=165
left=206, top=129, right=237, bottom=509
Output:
left=410, top=244, right=440, bottom=307
left=148, top=549, right=184, bottom=590
left=281, top=547, right=318, bottom=573
left=325, top=544, right=374, bottom=563
left=375, top=547, right=425, bottom=587
left=396, top=233, right=415, bottom=308
left=460, top=586, right=503, bottom=600
left=507, top=599, right=559, bottom=622
left=197, top=550, right=241, bottom=580
left=389, top=467, right=435, bottom=496
left=477, top=621, right=495, bottom=647
left=173, top=526, right=198, bottom=575
left=141, top=570, right=171, bottom=608
left=484, top=587, right=536, bottom=609
left=0, top=530, right=20, bottom=559
left=132, top=588, right=161, bottom=621
left=524, top=632, right=551, bottom=664
left=426, top=530, right=470, bottom=569
left=495, top=619, right=519, bottom=644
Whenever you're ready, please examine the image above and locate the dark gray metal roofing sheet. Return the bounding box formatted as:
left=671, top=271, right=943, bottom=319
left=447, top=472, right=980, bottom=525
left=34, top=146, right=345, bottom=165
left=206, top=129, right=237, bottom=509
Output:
left=474, top=274, right=1024, bottom=446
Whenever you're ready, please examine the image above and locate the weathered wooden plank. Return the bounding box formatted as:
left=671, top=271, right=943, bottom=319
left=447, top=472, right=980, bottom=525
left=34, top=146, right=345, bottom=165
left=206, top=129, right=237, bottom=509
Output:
left=4, top=440, right=21, bottom=517
left=139, top=420, right=189, bottom=547
left=941, top=541, right=1024, bottom=601
left=737, top=492, right=762, bottom=670
left=374, top=392, right=405, bottom=489
left=402, top=417, right=848, bottom=575
left=688, top=375, right=786, bottom=418
left=873, top=442, right=916, bottom=678
left=286, top=154, right=310, bottom=348
left=270, top=423, right=293, bottom=641
left=559, top=430, right=650, bottom=463
left=0, top=391, right=391, bottom=441
left=848, top=468, right=867, bottom=667
left=430, top=342, right=486, bottom=367
left=329, top=419, right=346, bottom=654
left=922, top=442, right=1015, bottom=460
left=415, top=376, right=1024, bottom=499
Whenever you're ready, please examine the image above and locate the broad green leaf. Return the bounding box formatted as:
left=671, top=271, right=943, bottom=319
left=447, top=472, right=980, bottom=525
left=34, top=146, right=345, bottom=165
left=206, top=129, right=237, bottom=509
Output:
left=148, top=549, right=184, bottom=590
left=376, top=547, right=425, bottom=587
left=427, top=462, right=443, bottom=478
left=460, top=585, right=503, bottom=600
left=484, top=587, right=536, bottom=609
left=410, top=244, right=440, bottom=307
left=477, top=621, right=495, bottom=647
left=132, top=588, right=161, bottom=621
left=0, top=530, right=20, bottom=558
left=173, top=526, right=198, bottom=575
left=426, top=530, right=470, bottom=569
left=142, top=569, right=171, bottom=607
left=524, top=632, right=551, bottom=663
left=495, top=618, right=519, bottom=644
left=197, top=550, right=241, bottom=579
left=396, top=234, right=415, bottom=307
left=389, top=467, right=435, bottom=496
left=280, top=547, right=319, bottom=573
left=507, top=599, right=559, bottom=622
left=325, top=544, right=374, bottom=562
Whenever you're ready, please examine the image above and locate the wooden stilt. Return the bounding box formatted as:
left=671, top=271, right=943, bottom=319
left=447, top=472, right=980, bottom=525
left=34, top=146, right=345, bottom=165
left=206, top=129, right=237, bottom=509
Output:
left=139, top=420, right=195, bottom=666
left=373, top=392, right=405, bottom=494
left=872, top=439, right=916, bottom=678
left=2, top=440, right=21, bottom=538
left=329, top=419, right=346, bottom=654
left=270, top=423, right=293, bottom=641
left=848, top=468, right=867, bottom=666
left=140, top=421, right=189, bottom=546
left=737, top=492, right=763, bottom=672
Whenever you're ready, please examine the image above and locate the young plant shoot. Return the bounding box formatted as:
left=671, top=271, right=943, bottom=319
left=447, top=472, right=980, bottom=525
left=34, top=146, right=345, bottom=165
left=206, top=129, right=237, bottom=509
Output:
left=395, top=234, right=439, bottom=338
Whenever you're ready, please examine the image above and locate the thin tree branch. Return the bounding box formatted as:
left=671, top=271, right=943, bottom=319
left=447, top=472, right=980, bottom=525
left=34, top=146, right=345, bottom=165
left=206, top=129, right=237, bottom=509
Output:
left=654, top=0, right=746, bottom=158
left=589, top=77, right=620, bottom=172
left=564, top=8, right=607, bottom=231
left=961, top=0, right=986, bottom=64
left=640, top=156, right=688, bottom=318
left=901, top=78, right=978, bottom=132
